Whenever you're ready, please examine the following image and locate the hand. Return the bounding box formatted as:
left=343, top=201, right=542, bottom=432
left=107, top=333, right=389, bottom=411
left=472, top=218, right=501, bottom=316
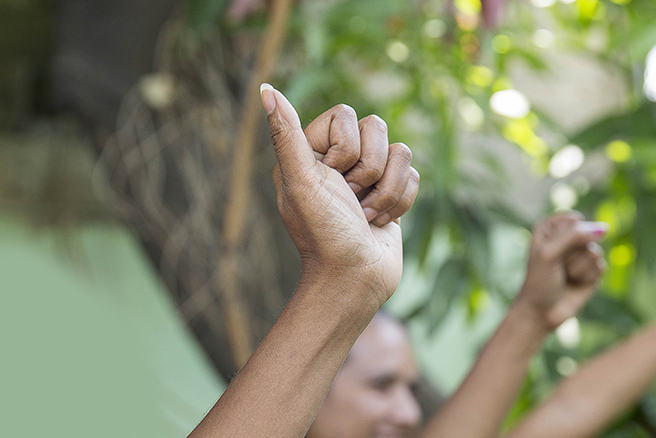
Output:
left=260, top=85, right=419, bottom=309
left=517, top=212, right=607, bottom=330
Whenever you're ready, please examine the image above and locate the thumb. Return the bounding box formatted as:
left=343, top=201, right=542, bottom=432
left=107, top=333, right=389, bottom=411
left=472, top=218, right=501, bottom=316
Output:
left=260, top=83, right=315, bottom=177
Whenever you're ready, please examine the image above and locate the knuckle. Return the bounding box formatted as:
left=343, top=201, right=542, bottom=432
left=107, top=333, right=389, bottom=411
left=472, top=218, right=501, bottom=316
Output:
left=361, top=114, right=388, bottom=133
left=360, top=164, right=384, bottom=183
left=268, top=122, right=284, bottom=144
left=593, top=243, right=604, bottom=256
left=391, top=142, right=413, bottom=162
left=394, top=192, right=412, bottom=213
left=343, top=147, right=361, bottom=166
left=269, top=123, right=291, bottom=148
left=334, top=104, right=357, bottom=120
left=376, top=191, right=399, bottom=210
left=564, top=216, right=578, bottom=227
left=410, top=167, right=420, bottom=182
left=553, top=215, right=575, bottom=229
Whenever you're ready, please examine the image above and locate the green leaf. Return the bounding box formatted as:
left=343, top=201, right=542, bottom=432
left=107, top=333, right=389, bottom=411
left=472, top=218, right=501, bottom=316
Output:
left=570, top=102, right=656, bottom=151
left=426, top=258, right=468, bottom=333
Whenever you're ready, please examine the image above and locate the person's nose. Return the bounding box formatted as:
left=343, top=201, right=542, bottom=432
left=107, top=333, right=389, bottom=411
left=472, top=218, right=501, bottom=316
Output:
left=391, top=386, right=422, bottom=429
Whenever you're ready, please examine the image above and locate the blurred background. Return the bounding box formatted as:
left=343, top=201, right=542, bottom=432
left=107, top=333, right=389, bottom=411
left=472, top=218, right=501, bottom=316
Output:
left=2, top=0, right=656, bottom=436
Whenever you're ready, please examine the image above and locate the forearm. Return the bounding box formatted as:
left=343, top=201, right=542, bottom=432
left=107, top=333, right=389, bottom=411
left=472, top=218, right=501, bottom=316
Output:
left=189, top=274, right=380, bottom=438
left=506, top=322, right=656, bottom=438
left=421, top=300, right=549, bottom=438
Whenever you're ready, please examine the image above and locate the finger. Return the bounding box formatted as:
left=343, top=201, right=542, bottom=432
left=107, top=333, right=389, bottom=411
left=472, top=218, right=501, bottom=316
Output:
left=261, top=84, right=315, bottom=181
left=303, top=104, right=360, bottom=174
left=373, top=167, right=420, bottom=226
left=544, top=218, right=608, bottom=262
left=548, top=283, right=599, bottom=327
left=343, top=115, right=389, bottom=194
left=566, top=243, right=604, bottom=285
left=532, top=212, right=583, bottom=244
left=360, top=142, right=413, bottom=222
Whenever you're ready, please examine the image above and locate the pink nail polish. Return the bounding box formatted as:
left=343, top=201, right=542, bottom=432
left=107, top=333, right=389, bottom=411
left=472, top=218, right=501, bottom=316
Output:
left=576, top=221, right=610, bottom=237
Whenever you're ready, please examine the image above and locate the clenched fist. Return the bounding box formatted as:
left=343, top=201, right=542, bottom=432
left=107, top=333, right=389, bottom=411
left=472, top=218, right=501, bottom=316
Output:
left=260, top=84, right=419, bottom=309
left=519, top=212, right=607, bottom=330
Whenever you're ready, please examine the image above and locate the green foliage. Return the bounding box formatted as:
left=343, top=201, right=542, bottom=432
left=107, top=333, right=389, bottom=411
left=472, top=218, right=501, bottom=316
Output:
left=284, top=0, right=656, bottom=434
left=280, top=0, right=545, bottom=332
left=188, top=0, right=656, bottom=433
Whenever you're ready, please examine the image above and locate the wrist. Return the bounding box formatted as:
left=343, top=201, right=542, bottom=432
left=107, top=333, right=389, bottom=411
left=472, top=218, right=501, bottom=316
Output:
left=506, top=298, right=553, bottom=345
left=300, top=252, right=398, bottom=304
left=297, top=266, right=388, bottom=320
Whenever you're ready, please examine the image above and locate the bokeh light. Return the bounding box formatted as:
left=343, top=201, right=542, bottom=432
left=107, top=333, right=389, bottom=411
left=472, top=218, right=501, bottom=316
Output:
left=467, top=66, right=494, bottom=88
left=610, top=244, right=635, bottom=267
left=492, top=35, right=512, bottom=54
left=457, top=98, right=485, bottom=130
left=139, top=74, right=175, bottom=109
left=386, top=40, right=410, bottom=63
left=644, top=45, right=656, bottom=101
left=556, top=317, right=581, bottom=349
left=606, top=140, right=632, bottom=163
left=490, top=89, right=530, bottom=119
left=532, top=0, right=556, bottom=7
left=533, top=29, right=555, bottom=48
left=423, top=19, right=446, bottom=39
left=550, top=182, right=578, bottom=210
left=556, top=357, right=578, bottom=376
left=549, top=145, right=585, bottom=178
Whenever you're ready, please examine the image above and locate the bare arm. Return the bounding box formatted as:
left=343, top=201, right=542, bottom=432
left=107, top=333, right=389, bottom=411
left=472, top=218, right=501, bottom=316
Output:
left=506, top=322, right=656, bottom=438
left=189, top=86, right=419, bottom=438
left=420, top=300, right=549, bottom=438
left=189, top=276, right=381, bottom=437
left=421, top=215, right=607, bottom=438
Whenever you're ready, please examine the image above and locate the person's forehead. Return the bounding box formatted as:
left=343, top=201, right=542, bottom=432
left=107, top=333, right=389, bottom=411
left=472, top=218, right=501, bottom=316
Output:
left=346, top=317, right=418, bottom=375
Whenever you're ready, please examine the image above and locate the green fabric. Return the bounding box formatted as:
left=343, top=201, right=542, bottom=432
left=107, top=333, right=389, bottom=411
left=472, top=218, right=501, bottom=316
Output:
left=0, top=217, right=225, bottom=437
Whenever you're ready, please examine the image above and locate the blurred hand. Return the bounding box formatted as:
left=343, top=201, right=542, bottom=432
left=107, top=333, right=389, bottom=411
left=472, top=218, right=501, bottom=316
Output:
left=518, top=213, right=607, bottom=330
left=260, top=85, right=419, bottom=308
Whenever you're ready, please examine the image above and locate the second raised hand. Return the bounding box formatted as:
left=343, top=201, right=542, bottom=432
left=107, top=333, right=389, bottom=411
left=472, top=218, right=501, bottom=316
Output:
left=260, top=83, right=419, bottom=307
left=519, top=213, right=608, bottom=330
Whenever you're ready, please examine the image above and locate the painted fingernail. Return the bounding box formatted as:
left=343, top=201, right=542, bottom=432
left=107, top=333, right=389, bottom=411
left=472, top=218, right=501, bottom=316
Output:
left=363, top=207, right=377, bottom=222
left=260, top=83, right=276, bottom=115
left=348, top=182, right=362, bottom=194
left=373, top=213, right=391, bottom=227
left=576, top=221, right=609, bottom=237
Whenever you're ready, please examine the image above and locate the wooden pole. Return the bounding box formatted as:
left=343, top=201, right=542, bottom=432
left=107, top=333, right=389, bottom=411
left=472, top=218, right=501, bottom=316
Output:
left=219, top=0, right=294, bottom=369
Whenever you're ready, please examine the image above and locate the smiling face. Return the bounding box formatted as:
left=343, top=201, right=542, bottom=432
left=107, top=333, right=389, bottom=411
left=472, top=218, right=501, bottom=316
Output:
left=306, top=314, right=422, bottom=438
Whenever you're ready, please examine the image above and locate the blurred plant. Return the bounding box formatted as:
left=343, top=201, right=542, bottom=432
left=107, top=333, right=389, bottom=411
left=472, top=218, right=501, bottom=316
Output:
left=283, top=0, right=656, bottom=434
left=188, top=0, right=656, bottom=432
